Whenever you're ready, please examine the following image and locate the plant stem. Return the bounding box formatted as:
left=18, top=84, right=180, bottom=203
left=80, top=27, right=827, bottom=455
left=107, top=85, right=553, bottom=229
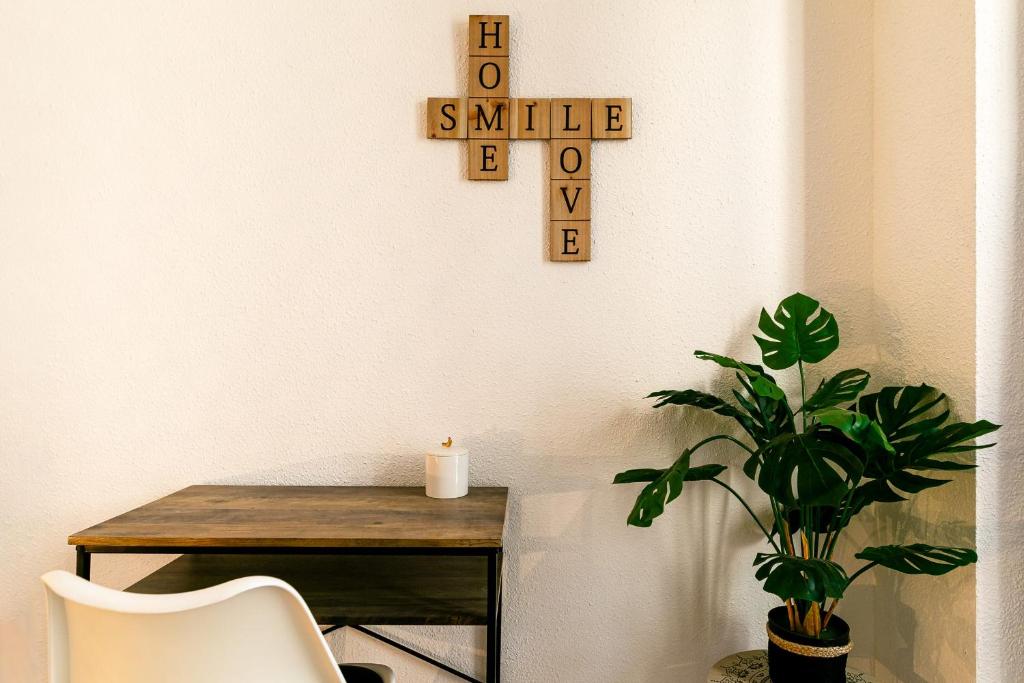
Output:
left=847, top=561, right=879, bottom=586
left=798, top=359, right=807, bottom=433
left=825, top=490, right=856, bottom=560
left=689, top=433, right=757, bottom=455
left=786, top=600, right=797, bottom=630
left=823, top=524, right=839, bottom=559
left=825, top=527, right=841, bottom=560
left=710, top=478, right=781, bottom=553
left=820, top=529, right=833, bottom=560
left=822, top=599, right=839, bottom=629
left=794, top=363, right=818, bottom=558
left=769, top=498, right=787, bottom=553
left=718, top=435, right=758, bottom=454
left=799, top=505, right=807, bottom=554
left=781, top=519, right=797, bottom=556
left=813, top=508, right=821, bottom=557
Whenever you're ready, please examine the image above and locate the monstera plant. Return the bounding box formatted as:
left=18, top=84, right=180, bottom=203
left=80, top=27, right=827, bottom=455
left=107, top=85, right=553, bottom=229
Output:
left=613, top=293, right=998, bottom=683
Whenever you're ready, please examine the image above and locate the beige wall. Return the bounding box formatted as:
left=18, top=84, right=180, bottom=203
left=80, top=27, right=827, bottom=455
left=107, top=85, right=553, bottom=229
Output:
left=870, top=2, right=978, bottom=682
left=0, top=2, right=979, bottom=681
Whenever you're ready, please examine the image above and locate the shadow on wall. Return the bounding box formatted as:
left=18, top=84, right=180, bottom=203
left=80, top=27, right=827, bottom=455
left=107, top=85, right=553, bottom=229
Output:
left=800, top=3, right=978, bottom=683
left=873, top=508, right=976, bottom=683
left=868, top=297, right=978, bottom=683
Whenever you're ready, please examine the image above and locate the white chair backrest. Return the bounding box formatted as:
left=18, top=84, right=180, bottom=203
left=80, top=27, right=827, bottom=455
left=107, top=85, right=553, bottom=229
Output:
left=42, top=570, right=345, bottom=683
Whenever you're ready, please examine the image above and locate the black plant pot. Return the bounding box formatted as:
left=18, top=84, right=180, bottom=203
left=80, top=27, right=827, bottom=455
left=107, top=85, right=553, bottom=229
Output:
left=766, top=606, right=852, bottom=683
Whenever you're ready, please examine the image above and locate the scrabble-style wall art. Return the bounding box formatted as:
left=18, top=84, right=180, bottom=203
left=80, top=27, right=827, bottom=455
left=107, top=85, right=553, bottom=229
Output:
left=426, top=15, right=632, bottom=262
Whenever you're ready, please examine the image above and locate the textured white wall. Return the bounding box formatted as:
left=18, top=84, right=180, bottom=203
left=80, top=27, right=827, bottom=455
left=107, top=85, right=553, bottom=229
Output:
left=0, top=2, right=979, bottom=682
left=977, top=1, right=1024, bottom=681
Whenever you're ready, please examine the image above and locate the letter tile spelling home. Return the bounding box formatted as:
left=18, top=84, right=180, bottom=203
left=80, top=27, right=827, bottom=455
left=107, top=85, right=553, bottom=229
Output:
left=427, top=15, right=632, bottom=262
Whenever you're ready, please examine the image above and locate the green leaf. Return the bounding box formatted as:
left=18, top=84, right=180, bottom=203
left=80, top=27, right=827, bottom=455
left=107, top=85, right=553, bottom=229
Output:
left=813, top=408, right=894, bottom=454
left=751, top=377, right=785, bottom=401
left=615, top=451, right=729, bottom=527
left=742, top=451, right=760, bottom=479
left=852, top=479, right=906, bottom=504
left=754, top=292, right=840, bottom=370
left=613, top=463, right=726, bottom=485
left=694, top=351, right=785, bottom=400
left=856, top=544, right=977, bottom=576
left=857, top=384, right=946, bottom=442
left=802, top=369, right=870, bottom=413
left=758, top=431, right=863, bottom=506
left=909, top=458, right=976, bottom=471
left=621, top=451, right=692, bottom=527
left=685, top=464, right=729, bottom=480
left=732, top=379, right=796, bottom=451
left=850, top=385, right=1000, bottom=507
left=753, top=554, right=849, bottom=603
left=648, top=389, right=742, bottom=414
left=646, top=389, right=758, bottom=440
left=891, top=471, right=951, bottom=493
left=904, top=420, right=1001, bottom=459
left=613, top=469, right=664, bottom=484
left=689, top=351, right=796, bottom=479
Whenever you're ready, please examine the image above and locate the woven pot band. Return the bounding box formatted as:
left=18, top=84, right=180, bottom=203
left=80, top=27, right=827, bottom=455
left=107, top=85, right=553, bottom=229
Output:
left=767, top=625, right=854, bottom=658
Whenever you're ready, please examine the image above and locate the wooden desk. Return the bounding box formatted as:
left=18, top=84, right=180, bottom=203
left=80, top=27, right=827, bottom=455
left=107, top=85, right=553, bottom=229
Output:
left=69, top=485, right=508, bottom=683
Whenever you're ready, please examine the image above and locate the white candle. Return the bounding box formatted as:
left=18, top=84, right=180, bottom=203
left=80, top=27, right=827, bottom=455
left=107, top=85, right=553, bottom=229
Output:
left=425, top=437, right=469, bottom=499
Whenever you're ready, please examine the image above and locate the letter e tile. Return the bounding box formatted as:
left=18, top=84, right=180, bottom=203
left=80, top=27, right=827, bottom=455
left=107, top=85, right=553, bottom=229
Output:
left=469, top=139, right=509, bottom=180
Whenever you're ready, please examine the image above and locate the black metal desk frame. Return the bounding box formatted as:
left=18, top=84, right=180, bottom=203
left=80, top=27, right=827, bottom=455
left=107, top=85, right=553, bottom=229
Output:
left=76, top=544, right=503, bottom=683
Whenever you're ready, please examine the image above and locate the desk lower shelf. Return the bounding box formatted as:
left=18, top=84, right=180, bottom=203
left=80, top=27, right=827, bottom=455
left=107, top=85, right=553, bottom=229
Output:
left=127, top=554, right=488, bottom=626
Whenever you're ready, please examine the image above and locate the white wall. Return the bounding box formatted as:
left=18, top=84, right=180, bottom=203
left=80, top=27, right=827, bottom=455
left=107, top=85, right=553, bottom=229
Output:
left=0, top=2, right=980, bottom=682
left=977, top=1, right=1024, bottom=681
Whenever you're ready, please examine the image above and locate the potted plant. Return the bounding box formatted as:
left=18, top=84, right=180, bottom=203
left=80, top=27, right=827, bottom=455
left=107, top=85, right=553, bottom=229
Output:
left=613, top=293, right=997, bottom=683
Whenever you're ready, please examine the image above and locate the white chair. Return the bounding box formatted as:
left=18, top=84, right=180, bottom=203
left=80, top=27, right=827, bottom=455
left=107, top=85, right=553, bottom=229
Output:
left=42, top=570, right=395, bottom=683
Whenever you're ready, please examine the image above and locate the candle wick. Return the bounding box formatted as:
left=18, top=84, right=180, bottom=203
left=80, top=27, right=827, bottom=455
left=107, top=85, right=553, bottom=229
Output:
left=442, top=437, right=453, bottom=448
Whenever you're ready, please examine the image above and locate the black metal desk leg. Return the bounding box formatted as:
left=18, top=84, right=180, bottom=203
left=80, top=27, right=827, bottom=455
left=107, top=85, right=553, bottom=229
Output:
left=75, top=546, right=91, bottom=580
left=486, top=549, right=502, bottom=683
left=495, top=583, right=503, bottom=681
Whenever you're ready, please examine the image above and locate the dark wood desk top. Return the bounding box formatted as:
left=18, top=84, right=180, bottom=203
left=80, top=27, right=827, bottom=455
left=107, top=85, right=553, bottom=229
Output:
left=69, top=485, right=508, bottom=549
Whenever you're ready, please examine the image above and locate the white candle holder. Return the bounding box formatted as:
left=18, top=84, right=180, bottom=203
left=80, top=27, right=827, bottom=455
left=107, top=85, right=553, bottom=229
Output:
left=425, top=437, right=469, bottom=499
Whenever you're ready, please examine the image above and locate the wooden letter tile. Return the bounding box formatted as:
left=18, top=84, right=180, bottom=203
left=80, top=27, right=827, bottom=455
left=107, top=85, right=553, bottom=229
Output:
left=468, top=15, right=510, bottom=56
left=469, top=139, right=509, bottom=181
left=427, top=98, right=467, bottom=139
left=550, top=98, right=592, bottom=139
left=550, top=139, right=591, bottom=180
left=468, top=98, right=510, bottom=139
left=549, top=220, right=591, bottom=261
left=591, top=98, right=632, bottom=139
left=550, top=179, right=591, bottom=220
left=469, top=56, right=510, bottom=98
left=511, top=98, right=550, bottom=139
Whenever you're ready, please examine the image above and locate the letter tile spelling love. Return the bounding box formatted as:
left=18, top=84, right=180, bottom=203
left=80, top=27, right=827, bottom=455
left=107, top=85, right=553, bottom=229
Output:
left=427, top=15, right=632, bottom=262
